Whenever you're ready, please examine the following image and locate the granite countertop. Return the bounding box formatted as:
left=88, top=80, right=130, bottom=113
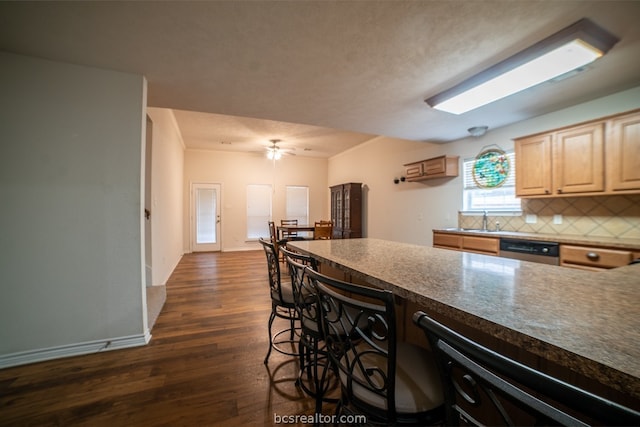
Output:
left=433, top=228, right=640, bottom=251
left=288, top=238, right=640, bottom=400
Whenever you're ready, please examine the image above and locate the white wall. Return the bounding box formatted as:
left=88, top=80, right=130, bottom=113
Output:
left=146, top=108, right=185, bottom=286
left=0, top=52, right=148, bottom=366
left=329, top=85, right=640, bottom=247
left=184, top=150, right=328, bottom=251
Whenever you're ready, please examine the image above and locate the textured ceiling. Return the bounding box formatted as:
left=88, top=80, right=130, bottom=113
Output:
left=1, top=1, right=640, bottom=157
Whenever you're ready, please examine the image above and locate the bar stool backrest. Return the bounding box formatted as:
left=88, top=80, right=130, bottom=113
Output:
left=308, top=268, right=399, bottom=423
left=281, top=247, right=321, bottom=336
left=412, top=311, right=640, bottom=427
left=258, top=237, right=286, bottom=304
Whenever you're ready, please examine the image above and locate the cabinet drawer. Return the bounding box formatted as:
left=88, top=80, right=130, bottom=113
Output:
left=462, top=236, right=499, bottom=255
left=560, top=245, right=633, bottom=269
left=423, top=157, right=446, bottom=175
left=433, top=233, right=461, bottom=249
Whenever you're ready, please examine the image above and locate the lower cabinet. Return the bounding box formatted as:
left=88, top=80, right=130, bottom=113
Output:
left=560, top=244, right=637, bottom=271
left=433, top=232, right=499, bottom=256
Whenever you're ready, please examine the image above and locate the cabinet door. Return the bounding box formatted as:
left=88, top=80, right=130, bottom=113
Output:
left=330, top=186, right=343, bottom=233
left=515, top=134, right=552, bottom=196
left=554, top=122, right=604, bottom=195
left=343, top=185, right=351, bottom=232
left=607, top=111, right=640, bottom=192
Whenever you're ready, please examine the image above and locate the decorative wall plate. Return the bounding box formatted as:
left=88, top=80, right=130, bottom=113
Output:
left=472, top=147, right=510, bottom=188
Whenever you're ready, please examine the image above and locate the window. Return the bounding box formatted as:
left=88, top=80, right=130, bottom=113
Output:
left=247, top=184, right=272, bottom=239
left=463, top=151, right=521, bottom=212
left=286, top=186, right=309, bottom=224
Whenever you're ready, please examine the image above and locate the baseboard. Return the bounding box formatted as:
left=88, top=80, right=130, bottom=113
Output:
left=0, top=332, right=151, bottom=369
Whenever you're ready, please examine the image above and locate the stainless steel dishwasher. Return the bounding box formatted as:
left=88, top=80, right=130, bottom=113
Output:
left=499, top=238, right=560, bottom=265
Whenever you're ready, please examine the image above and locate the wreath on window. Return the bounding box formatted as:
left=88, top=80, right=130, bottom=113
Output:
left=472, top=146, right=510, bottom=189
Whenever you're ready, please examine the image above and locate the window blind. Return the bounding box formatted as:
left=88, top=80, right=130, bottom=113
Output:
left=247, top=184, right=272, bottom=239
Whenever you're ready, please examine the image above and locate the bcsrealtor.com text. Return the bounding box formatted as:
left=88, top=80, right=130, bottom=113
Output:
left=274, top=413, right=367, bottom=425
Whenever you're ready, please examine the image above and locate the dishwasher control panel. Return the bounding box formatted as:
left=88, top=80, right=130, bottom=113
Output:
left=499, top=238, right=559, bottom=257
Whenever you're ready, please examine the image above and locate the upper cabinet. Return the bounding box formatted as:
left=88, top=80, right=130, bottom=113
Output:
left=514, top=133, right=553, bottom=196
left=514, top=109, right=640, bottom=198
left=404, top=155, right=459, bottom=182
left=607, top=111, right=640, bottom=192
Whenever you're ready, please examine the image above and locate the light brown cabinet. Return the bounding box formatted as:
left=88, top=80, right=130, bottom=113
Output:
left=433, top=231, right=499, bottom=256
left=554, top=122, right=605, bottom=195
left=607, top=111, right=640, bottom=192
left=560, top=244, right=636, bottom=271
left=514, top=134, right=553, bottom=196
left=404, top=155, right=459, bottom=182
left=514, top=109, right=640, bottom=198
left=330, top=183, right=362, bottom=239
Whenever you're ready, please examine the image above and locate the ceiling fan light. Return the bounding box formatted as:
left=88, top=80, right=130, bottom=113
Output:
left=425, top=18, right=618, bottom=115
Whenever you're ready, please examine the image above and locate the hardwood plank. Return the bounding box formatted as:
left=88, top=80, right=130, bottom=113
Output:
left=0, top=251, right=334, bottom=425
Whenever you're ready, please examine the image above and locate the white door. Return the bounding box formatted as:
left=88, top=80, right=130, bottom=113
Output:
left=191, top=183, right=221, bottom=252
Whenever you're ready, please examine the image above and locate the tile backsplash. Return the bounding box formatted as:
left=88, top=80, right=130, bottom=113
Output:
left=459, top=195, right=640, bottom=239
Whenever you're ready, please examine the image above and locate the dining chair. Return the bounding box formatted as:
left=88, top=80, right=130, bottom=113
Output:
left=313, top=221, right=333, bottom=240
left=259, top=238, right=299, bottom=364
left=412, top=311, right=640, bottom=427
left=268, top=220, right=287, bottom=263
left=308, top=269, right=444, bottom=425
left=280, top=219, right=300, bottom=240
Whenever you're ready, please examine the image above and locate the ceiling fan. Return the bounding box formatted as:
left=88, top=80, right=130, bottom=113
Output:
left=266, top=139, right=294, bottom=160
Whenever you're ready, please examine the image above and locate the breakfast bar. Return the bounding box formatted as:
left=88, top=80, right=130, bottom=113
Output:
left=288, top=238, right=640, bottom=408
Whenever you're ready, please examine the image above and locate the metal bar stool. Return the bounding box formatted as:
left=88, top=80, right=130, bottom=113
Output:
left=280, top=247, right=339, bottom=417
left=259, top=238, right=299, bottom=364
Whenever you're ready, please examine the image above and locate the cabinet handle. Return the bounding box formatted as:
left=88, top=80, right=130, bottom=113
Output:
left=557, top=188, right=563, bottom=193
left=545, top=189, right=550, bottom=194
left=586, top=252, right=600, bottom=261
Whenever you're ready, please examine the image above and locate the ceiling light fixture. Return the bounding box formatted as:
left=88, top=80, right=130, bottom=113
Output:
left=468, top=126, right=488, bottom=137
left=425, top=18, right=619, bottom=115
left=267, top=149, right=282, bottom=160
left=267, top=139, right=283, bottom=160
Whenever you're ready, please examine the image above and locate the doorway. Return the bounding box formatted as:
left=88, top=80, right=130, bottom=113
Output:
left=191, top=183, right=222, bottom=252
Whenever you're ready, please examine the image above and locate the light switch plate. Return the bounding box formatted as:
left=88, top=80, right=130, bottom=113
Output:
left=525, top=214, right=537, bottom=224
left=553, top=214, right=563, bottom=225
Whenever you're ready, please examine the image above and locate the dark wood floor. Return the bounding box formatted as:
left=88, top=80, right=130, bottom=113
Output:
left=0, top=251, right=334, bottom=426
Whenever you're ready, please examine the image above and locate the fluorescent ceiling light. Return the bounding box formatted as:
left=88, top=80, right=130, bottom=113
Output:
left=425, top=19, right=619, bottom=115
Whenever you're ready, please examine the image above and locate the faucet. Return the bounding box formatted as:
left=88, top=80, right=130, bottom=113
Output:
left=482, top=210, right=488, bottom=231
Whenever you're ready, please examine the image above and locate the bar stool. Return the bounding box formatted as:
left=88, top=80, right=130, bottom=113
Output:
left=413, top=311, right=640, bottom=426
left=259, top=238, right=299, bottom=364
left=309, top=269, right=444, bottom=425
left=280, top=247, right=338, bottom=416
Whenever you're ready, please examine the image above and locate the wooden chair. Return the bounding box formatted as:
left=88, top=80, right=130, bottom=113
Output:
left=280, top=219, right=300, bottom=240
left=309, top=269, right=444, bottom=425
left=313, top=221, right=332, bottom=240
left=412, top=311, right=640, bottom=426
left=268, top=221, right=287, bottom=262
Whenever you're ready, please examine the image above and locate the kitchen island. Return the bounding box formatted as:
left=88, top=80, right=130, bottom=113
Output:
left=288, top=238, right=640, bottom=407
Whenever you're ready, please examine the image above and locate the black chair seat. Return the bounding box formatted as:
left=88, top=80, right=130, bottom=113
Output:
left=343, top=341, right=443, bottom=415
